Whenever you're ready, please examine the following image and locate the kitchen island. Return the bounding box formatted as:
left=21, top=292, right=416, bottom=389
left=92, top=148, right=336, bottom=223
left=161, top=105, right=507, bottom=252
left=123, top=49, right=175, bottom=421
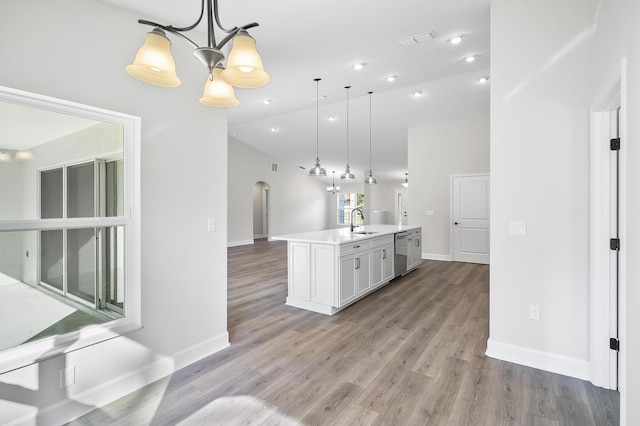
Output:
left=273, top=225, right=422, bottom=315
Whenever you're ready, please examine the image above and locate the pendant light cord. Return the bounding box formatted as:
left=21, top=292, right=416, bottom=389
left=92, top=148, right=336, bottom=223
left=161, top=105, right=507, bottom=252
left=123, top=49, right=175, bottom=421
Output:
left=315, top=78, right=321, bottom=161
left=368, top=91, right=373, bottom=171
left=345, top=86, right=351, bottom=166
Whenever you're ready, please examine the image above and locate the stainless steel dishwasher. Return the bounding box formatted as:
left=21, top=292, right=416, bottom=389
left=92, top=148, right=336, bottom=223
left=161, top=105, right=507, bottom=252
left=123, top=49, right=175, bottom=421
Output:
left=394, top=231, right=409, bottom=278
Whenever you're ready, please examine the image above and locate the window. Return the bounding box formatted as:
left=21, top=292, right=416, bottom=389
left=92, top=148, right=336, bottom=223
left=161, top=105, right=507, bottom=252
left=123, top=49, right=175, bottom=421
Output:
left=338, top=192, right=365, bottom=226
left=0, top=86, right=141, bottom=373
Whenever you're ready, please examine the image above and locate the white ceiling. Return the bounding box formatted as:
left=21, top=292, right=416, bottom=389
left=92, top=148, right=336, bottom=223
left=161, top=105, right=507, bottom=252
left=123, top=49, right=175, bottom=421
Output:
left=110, top=0, right=491, bottom=183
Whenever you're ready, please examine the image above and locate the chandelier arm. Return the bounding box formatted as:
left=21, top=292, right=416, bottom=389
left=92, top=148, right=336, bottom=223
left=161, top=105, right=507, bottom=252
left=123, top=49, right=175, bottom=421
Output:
left=137, top=20, right=201, bottom=49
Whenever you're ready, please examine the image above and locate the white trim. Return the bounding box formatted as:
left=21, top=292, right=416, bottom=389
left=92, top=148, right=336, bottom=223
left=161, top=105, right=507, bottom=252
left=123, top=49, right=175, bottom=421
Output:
left=7, top=332, right=230, bottom=426
left=173, top=332, right=230, bottom=371
left=589, top=61, right=623, bottom=391
left=422, top=252, right=452, bottom=261
left=227, top=239, right=255, bottom=247
left=486, top=338, right=589, bottom=381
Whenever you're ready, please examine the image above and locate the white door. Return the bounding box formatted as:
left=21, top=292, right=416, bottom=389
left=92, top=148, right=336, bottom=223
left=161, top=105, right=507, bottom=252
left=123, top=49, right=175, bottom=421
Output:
left=452, top=175, right=490, bottom=264
left=395, top=189, right=408, bottom=226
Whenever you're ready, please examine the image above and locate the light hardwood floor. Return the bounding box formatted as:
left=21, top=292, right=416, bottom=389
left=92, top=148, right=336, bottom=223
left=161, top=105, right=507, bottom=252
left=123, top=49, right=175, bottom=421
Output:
left=69, top=239, right=619, bottom=425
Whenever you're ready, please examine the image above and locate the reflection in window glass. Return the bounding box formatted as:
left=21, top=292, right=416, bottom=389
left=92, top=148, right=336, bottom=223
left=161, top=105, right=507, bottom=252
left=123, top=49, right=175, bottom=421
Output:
left=41, top=168, right=63, bottom=219
left=67, top=162, right=95, bottom=218
left=41, top=230, right=63, bottom=290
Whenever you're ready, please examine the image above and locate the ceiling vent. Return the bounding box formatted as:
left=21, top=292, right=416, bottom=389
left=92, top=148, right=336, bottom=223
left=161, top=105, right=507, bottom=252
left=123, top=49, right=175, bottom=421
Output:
left=397, top=31, right=438, bottom=47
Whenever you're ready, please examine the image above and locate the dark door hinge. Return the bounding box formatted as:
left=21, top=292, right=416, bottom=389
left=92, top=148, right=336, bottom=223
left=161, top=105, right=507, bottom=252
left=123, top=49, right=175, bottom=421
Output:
left=610, top=238, right=620, bottom=251
left=610, top=138, right=621, bottom=151
left=610, top=338, right=620, bottom=351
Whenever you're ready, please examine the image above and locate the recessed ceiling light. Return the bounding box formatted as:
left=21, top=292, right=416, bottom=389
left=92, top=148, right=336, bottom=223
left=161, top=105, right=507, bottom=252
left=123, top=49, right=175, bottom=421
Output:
left=327, top=115, right=336, bottom=121
left=387, top=75, right=398, bottom=82
left=263, top=99, right=272, bottom=105
left=269, top=127, right=278, bottom=132
left=477, top=76, right=489, bottom=83
left=353, top=63, right=366, bottom=70
left=465, top=55, right=477, bottom=63
left=412, top=91, right=424, bottom=97
left=449, top=34, right=465, bottom=45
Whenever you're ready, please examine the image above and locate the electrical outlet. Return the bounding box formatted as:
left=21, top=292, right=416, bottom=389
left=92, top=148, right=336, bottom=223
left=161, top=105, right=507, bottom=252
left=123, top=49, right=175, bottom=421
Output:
left=529, top=304, right=540, bottom=320
left=60, top=365, right=75, bottom=388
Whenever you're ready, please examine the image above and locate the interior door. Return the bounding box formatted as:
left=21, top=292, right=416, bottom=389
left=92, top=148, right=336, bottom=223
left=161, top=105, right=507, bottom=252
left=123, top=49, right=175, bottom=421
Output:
left=452, top=175, right=490, bottom=264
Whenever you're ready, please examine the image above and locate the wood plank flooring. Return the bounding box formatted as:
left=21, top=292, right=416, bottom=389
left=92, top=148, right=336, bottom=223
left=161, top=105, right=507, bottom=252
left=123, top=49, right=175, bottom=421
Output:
left=69, top=239, right=619, bottom=425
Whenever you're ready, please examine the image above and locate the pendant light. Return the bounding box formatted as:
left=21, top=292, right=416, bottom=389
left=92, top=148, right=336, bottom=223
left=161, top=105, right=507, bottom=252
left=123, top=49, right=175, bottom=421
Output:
left=340, top=85, right=355, bottom=181
left=309, top=78, right=326, bottom=176
left=365, top=91, right=377, bottom=185
left=327, top=171, right=341, bottom=194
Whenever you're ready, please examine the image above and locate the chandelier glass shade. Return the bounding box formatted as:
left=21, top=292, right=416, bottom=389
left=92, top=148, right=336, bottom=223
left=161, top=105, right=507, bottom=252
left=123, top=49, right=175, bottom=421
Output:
left=199, top=67, right=239, bottom=107
left=126, top=0, right=269, bottom=107
left=340, top=85, right=355, bottom=181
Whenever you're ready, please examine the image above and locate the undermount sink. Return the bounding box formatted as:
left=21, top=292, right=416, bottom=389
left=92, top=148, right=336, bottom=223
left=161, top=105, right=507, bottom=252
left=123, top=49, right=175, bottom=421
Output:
left=352, top=231, right=378, bottom=235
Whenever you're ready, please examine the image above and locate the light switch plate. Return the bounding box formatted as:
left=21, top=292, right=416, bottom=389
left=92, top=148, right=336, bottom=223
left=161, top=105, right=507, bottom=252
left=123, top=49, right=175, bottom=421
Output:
left=207, top=218, right=216, bottom=232
left=509, top=221, right=526, bottom=235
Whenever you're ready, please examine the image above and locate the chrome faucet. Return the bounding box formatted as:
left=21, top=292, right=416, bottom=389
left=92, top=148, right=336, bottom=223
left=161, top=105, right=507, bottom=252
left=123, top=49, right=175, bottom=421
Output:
left=350, top=207, right=365, bottom=232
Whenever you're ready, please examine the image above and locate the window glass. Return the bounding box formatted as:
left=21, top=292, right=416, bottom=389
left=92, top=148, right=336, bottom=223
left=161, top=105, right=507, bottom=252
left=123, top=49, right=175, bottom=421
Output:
left=337, top=192, right=365, bottom=226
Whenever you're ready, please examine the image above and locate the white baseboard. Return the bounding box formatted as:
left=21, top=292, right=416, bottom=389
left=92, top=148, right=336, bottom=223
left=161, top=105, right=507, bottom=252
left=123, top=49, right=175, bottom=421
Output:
left=227, top=240, right=254, bottom=247
left=422, top=252, right=452, bottom=261
left=30, top=332, right=230, bottom=426
left=486, top=338, right=589, bottom=381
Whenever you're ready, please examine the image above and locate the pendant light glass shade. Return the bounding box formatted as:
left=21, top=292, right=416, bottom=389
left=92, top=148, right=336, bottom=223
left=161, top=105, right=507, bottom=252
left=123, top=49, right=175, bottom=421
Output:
left=199, top=67, right=240, bottom=107
left=366, top=171, right=377, bottom=185
left=221, top=32, right=270, bottom=88
left=126, top=29, right=181, bottom=88
left=340, top=85, right=355, bottom=181
left=365, top=91, right=377, bottom=185
left=309, top=78, right=326, bottom=176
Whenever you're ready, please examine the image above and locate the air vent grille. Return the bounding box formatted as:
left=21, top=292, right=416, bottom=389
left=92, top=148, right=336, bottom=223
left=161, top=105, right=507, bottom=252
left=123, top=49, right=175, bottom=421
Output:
left=397, top=30, right=438, bottom=47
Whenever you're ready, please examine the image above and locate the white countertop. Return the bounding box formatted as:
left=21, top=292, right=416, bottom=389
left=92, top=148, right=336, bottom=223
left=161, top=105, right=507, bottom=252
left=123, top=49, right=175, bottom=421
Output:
left=273, top=224, right=421, bottom=244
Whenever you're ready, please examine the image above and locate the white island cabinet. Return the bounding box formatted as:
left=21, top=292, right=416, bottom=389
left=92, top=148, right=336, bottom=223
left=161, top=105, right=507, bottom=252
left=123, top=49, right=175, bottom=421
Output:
left=274, top=225, right=421, bottom=315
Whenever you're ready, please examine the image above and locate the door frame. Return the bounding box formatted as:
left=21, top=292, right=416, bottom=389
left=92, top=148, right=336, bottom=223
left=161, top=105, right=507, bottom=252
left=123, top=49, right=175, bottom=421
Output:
left=589, top=60, right=626, bottom=391
left=450, top=173, right=490, bottom=264
left=394, top=188, right=408, bottom=226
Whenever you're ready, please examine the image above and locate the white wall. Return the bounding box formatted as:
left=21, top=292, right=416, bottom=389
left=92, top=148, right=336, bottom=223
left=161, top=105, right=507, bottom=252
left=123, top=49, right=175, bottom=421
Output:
left=490, top=0, right=640, bottom=423
left=0, top=0, right=229, bottom=423
left=408, top=117, right=489, bottom=259
left=228, top=137, right=328, bottom=245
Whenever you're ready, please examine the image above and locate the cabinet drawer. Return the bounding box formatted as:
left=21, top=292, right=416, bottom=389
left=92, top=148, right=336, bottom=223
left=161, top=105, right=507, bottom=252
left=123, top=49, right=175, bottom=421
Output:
left=370, top=235, right=393, bottom=247
left=339, top=240, right=370, bottom=256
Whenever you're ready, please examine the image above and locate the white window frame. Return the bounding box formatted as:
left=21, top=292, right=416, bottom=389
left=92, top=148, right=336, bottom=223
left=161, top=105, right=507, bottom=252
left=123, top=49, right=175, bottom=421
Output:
left=0, top=86, right=141, bottom=374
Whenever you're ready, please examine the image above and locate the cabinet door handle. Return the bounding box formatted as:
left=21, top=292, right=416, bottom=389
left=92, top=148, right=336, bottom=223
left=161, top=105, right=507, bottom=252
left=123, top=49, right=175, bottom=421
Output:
left=382, top=249, right=386, bottom=259
left=416, top=239, right=420, bottom=247
left=355, top=257, right=360, bottom=269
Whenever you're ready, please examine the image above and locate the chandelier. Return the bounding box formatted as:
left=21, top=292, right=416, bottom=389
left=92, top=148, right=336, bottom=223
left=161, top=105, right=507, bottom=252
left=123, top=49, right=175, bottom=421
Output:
left=327, top=171, right=340, bottom=194
left=126, top=0, right=269, bottom=107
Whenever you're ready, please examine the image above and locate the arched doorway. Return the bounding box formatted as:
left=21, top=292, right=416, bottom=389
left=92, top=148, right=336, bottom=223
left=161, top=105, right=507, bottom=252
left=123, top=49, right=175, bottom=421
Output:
left=252, top=181, right=270, bottom=240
